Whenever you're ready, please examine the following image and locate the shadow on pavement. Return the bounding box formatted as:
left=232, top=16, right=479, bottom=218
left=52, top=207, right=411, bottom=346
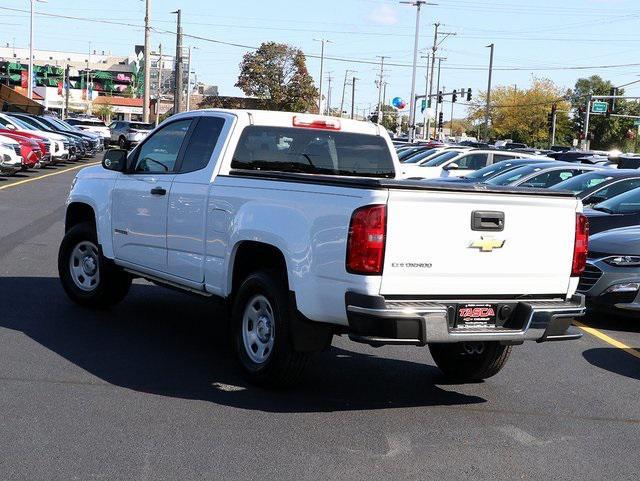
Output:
left=582, top=348, right=640, bottom=381
left=0, top=276, right=486, bottom=413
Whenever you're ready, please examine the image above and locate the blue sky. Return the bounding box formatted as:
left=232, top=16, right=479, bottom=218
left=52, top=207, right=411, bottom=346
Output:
left=2, top=0, right=640, bottom=118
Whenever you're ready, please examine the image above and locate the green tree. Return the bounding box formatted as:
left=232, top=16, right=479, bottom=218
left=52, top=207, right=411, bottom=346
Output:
left=467, top=78, right=571, bottom=147
left=93, top=103, right=114, bottom=122
left=571, top=75, right=640, bottom=151
left=235, top=42, right=318, bottom=112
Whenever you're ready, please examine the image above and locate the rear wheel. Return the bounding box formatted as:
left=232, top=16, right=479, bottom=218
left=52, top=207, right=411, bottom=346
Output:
left=58, top=221, right=131, bottom=308
left=232, top=270, right=311, bottom=387
left=118, top=136, right=128, bottom=150
left=429, top=341, right=512, bottom=381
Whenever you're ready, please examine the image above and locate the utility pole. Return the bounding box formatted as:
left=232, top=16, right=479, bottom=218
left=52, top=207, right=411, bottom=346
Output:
left=583, top=95, right=592, bottom=150
left=326, top=72, right=333, bottom=115
left=339, top=69, right=355, bottom=118
left=350, top=76, right=357, bottom=119
left=450, top=91, right=455, bottom=139
left=142, top=0, right=151, bottom=122
left=63, top=64, right=70, bottom=119
left=425, top=22, right=439, bottom=139
left=401, top=1, right=433, bottom=142
left=484, top=43, right=495, bottom=142
left=376, top=56, right=387, bottom=124
left=382, top=81, right=388, bottom=124
left=186, top=46, right=197, bottom=111
left=172, top=9, right=183, bottom=115
left=421, top=55, right=430, bottom=139
left=314, top=39, right=331, bottom=115
left=155, top=43, right=162, bottom=125
left=433, top=57, right=444, bottom=138
left=550, top=105, right=557, bottom=148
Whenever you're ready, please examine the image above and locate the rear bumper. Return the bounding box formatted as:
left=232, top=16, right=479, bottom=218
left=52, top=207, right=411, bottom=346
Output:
left=345, top=293, right=585, bottom=346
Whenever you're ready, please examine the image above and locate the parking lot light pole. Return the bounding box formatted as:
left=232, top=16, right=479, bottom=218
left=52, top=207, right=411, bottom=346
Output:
left=401, top=1, right=435, bottom=142
left=313, top=39, right=332, bottom=115
left=28, top=0, right=47, bottom=100
left=484, top=43, right=495, bottom=142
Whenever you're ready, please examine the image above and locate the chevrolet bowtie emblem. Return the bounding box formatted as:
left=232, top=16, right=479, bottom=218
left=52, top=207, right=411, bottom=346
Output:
left=469, top=236, right=505, bottom=252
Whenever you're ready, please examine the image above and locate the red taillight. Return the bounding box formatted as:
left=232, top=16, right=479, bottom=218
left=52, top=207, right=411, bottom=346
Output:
left=292, top=115, right=341, bottom=131
left=346, top=204, right=387, bottom=275
left=572, top=213, right=589, bottom=277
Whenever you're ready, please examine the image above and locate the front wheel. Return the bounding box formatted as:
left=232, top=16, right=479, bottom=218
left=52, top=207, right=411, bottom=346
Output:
left=428, top=341, right=512, bottom=382
left=58, top=221, right=131, bottom=308
left=232, top=270, right=311, bottom=387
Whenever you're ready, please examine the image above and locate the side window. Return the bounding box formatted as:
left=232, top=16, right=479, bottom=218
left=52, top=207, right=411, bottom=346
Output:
left=522, top=170, right=576, bottom=188
left=599, top=179, right=640, bottom=200
left=493, top=154, right=519, bottom=163
left=457, top=153, right=489, bottom=170
left=178, top=117, right=225, bottom=173
left=132, top=119, right=192, bottom=174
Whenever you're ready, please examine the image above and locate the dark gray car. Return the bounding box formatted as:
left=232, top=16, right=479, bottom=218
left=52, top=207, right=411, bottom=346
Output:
left=578, top=226, right=640, bottom=316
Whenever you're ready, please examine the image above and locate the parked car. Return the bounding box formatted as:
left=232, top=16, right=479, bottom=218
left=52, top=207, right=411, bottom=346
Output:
left=0, top=129, right=49, bottom=168
left=58, top=109, right=586, bottom=387
left=548, top=150, right=610, bottom=163
left=7, top=113, right=84, bottom=160
left=108, top=121, right=153, bottom=149
left=585, top=186, right=640, bottom=234
left=402, top=149, right=546, bottom=179
left=64, top=117, right=110, bottom=143
left=484, top=162, right=606, bottom=189
left=40, top=115, right=103, bottom=154
left=397, top=145, right=432, bottom=160
left=0, top=137, right=24, bottom=175
left=431, top=157, right=555, bottom=184
left=578, top=226, right=640, bottom=316
left=503, top=142, right=528, bottom=150
left=550, top=170, right=640, bottom=206
left=400, top=145, right=466, bottom=165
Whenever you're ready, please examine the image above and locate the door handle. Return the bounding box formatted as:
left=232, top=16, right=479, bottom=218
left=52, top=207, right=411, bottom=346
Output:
left=150, top=187, right=166, bottom=196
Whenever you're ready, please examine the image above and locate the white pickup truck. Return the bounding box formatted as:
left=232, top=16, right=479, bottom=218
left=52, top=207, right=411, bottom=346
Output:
left=58, top=110, right=587, bottom=387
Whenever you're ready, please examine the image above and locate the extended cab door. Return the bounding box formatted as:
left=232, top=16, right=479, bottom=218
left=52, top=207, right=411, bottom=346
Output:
left=165, top=115, right=227, bottom=283
left=112, top=119, right=193, bottom=273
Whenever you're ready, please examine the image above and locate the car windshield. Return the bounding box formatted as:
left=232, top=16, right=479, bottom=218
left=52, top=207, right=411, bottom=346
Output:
left=465, top=160, right=527, bottom=180
left=4, top=116, right=38, bottom=131
left=593, top=186, right=640, bottom=214
left=44, top=117, right=74, bottom=131
left=422, top=150, right=461, bottom=167
left=68, top=119, right=106, bottom=127
left=549, top=171, right=613, bottom=194
left=484, top=165, right=542, bottom=185
left=402, top=148, right=438, bottom=163
left=231, top=125, right=395, bottom=178
left=129, top=122, right=153, bottom=130
left=24, top=116, right=57, bottom=130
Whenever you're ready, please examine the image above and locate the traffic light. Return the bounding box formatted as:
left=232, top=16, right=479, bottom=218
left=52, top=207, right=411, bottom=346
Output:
left=466, top=88, right=472, bottom=101
left=438, top=111, right=444, bottom=129
left=452, top=89, right=457, bottom=103
left=576, top=107, right=585, bottom=132
left=547, top=112, right=554, bottom=134
left=438, top=91, right=443, bottom=103
left=610, top=87, right=617, bottom=113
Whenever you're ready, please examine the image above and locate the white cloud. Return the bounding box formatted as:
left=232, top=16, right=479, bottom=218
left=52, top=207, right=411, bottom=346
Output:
left=368, top=4, right=399, bottom=25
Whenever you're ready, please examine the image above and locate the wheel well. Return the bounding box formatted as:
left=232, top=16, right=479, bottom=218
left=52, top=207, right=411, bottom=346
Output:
left=65, top=202, right=96, bottom=233
left=231, top=241, right=288, bottom=296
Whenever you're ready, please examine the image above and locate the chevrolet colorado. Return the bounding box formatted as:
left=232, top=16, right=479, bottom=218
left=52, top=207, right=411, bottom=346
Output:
left=58, top=110, right=586, bottom=386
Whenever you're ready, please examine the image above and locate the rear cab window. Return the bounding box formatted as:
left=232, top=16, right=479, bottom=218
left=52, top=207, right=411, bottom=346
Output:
left=230, top=126, right=395, bottom=178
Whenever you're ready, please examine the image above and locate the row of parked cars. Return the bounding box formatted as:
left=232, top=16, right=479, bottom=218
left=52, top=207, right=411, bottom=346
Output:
left=0, top=114, right=155, bottom=176
left=394, top=141, right=640, bottom=318
left=0, top=113, right=105, bottom=175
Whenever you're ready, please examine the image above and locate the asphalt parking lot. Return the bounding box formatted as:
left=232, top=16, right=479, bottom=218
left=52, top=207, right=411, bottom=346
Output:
left=0, top=156, right=639, bottom=481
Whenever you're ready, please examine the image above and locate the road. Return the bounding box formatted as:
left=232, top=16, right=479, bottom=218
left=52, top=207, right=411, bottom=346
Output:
left=0, top=158, right=639, bottom=481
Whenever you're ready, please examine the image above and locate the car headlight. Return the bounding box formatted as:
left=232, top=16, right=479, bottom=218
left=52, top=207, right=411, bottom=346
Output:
left=603, top=282, right=640, bottom=294
left=603, top=256, right=640, bottom=267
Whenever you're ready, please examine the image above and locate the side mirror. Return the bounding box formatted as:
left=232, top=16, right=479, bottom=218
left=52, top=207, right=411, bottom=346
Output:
left=102, top=148, right=128, bottom=172
left=444, top=162, right=459, bottom=171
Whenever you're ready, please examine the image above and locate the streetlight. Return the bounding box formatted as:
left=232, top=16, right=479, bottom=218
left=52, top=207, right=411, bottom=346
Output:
left=186, top=46, right=198, bottom=111
left=28, top=0, right=47, bottom=100
left=400, top=1, right=436, bottom=142
left=313, top=39, right=332, bottom=115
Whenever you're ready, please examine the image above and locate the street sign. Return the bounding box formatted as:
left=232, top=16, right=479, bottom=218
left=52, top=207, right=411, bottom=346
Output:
left=592, top=101, right=608, bottom=113
left=634, top=119, right=640, bottom=126
left=421, top=99, right=426, bottom=113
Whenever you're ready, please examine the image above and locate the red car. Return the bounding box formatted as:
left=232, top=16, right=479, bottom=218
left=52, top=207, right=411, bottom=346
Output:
left=0, top=129, right=49, bottom=167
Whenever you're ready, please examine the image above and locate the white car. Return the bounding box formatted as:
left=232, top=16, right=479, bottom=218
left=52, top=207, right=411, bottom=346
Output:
left=58, top=109, right=586, bottom=387
left=0, top=136, right=23, bottom=175
left=0, top=113, right=68, bottom=162
left=65, top=117, right=110, bottom=143
left=401, top=149, right=550, bottom=179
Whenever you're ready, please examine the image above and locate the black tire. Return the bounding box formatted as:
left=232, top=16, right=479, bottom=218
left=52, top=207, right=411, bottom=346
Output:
left=58, top=221, right=131, bottom=308
left=118, top=136, right=128, bottom=150
left=429, top=341, right=512, bottom=382
left=232, top=269, right=311, bottom=387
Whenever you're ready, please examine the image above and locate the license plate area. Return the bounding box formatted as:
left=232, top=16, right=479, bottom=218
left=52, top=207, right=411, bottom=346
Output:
left=455, top=303, right=497, bottom=328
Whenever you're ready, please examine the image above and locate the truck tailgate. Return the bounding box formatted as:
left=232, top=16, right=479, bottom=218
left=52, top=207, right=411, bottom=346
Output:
left=380, top=189, right=579, bottom=296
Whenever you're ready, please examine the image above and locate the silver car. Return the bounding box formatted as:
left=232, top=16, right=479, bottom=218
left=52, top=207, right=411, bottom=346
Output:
left=108, top=121, right=153, bottom=149
left=578, top=226, right=640, bottom=316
